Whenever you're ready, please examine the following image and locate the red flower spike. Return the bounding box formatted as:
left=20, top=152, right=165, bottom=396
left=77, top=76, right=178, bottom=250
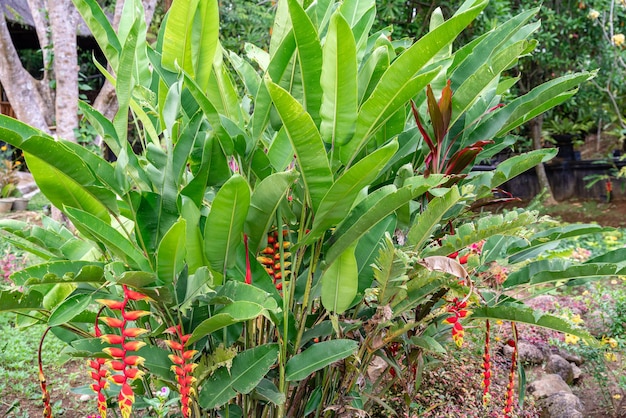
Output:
left=119, top=383, right=135, bottom=418
left=100, top=317, right=124, bottom=328
left=122, top=327, right=148, bottom=338
left=244, top=234, right=252, bottom=284
left=122, top=286, right=150, bottom=301
left=100, top=334, right=124, bottom=345
left=163, top=325, right=197, bottom=418
left=103, top=347, right=125, bottom=359
left=122, top=310, right=151, bottom=320
left=87, top=356, right=109, bottom=418
left=482, top=320, right=492, bottom=406
left=123, top=355, right=145, bottom=367
left=97, top=299, right=125, bottom=310
left=504, top=322, right=519, bottom=417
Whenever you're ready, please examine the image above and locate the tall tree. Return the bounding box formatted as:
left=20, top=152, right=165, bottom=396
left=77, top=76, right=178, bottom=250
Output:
left=0, top=0, right=158, bottom=141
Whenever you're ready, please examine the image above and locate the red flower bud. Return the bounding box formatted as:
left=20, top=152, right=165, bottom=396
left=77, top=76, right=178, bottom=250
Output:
left=100, top=317, right=124, bottom=328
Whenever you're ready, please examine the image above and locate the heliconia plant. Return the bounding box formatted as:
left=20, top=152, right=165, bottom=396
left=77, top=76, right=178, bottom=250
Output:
left=0, top=0, right=619, bottom=416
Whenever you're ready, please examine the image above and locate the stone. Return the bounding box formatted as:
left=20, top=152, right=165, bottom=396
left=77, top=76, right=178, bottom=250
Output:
left=555, top=348, right=584, bottom=366
left=503, top=341, right=546, bottom=365
left=539, top=392, right=584, bottom=418
left=527, top=374, right=572, bottom=399
left=545, top=354, right=574, bottom=384
left=571, top=363, right=582, bottom=382
left=79, top=394, right=92, bottom=402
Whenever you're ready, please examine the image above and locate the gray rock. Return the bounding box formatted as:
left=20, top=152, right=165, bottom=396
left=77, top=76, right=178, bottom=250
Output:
left=545, top=354, right=574, bottom=385
left=527, top=374, right=572, bottom=399
left=571, top=363, right=582, bottom=382
left=555, top=348, right=584, bottom=366
left=503, top=341, right=546, bottom=365
left=539, top=392, right=584, bottom=418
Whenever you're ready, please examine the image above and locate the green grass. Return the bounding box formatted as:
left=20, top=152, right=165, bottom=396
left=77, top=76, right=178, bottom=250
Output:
left=0, top=312, right=84, bottom=416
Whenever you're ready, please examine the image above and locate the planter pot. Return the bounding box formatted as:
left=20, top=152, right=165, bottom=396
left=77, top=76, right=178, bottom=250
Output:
left=0, top=198, right=14, bottom=213
left=11, top=197, right=29, bottom=211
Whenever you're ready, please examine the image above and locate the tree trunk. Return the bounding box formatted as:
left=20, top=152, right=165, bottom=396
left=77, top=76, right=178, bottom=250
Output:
left=48, top=0, right=79, bottom=142
left=530, top=115, right=557, bottom=205
left=0, top=12, right=52, bottom=132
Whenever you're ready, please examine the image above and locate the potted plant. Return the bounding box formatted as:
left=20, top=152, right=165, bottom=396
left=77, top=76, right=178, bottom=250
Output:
left=543, top=115, right=593, bottom=160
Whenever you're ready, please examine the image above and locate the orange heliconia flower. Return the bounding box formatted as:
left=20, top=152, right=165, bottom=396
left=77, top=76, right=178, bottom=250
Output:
left=164, top=324, right=197, bottom=418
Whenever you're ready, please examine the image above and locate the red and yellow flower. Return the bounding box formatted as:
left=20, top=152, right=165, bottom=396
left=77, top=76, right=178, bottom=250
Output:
left=164, top=324, right=197, bottom=418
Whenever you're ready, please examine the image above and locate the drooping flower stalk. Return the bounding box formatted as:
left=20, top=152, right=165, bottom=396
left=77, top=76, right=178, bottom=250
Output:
left=38, top=327, right=53, bottom=418
left=96, top=285, right=150, bottom=418
left=443, top=298, right=469, bottom=347
left=257, top=229, right=291, bottom=290
left=504, top=322, right=519, bottom=417
left=88, top=307, right=109, bottom=418
left=164, top=324, right=198, bottom=418
left=482, top=319, right=492, bottom=406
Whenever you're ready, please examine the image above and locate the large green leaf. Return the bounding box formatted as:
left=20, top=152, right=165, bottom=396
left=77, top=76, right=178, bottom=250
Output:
left=339, top=0, right=488, bottom=165
left=191, top=0, right=219, bottom=91
left=320, top=11, right=358, bottom=145
left=188, top=301, right=267, bottom=345
left=64, top=207, right=152, bottom=272
left=305, top=140, right=398, bottom=244
left=407, top=186, right=462, bottom=251
left=71, top=0, right=121, bottom=69
left=156, top=219, right=187, bottom=286
left=285, top=339, right=358, bottom=381
left=471, top=304, right=597, bottom=346
left=199, top=344, right=279, bottom=409
left=288, top=0, right=323, bottom=121
left=48, top=293, right=93, bottom=327
left=204, top=175, right=251, bottom=277
left=112, top=18, right=139, bottom=144
left=161, top=0, right=199, bottom=75
left=325, top=175, right=446, bottom=266
left=245, top=171, right=299, bottom=254
left=266, top=81, right=333, bottom=212
left=181, top=197, right=207, bottom=274
left=321, top=244, right=358, bottom=314
left=0, top=290, right=45, bottom=312
left=25, top=151, right=112, bottom=223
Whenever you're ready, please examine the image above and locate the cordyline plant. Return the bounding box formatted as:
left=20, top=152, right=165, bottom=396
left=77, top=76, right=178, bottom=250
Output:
left=0, top=0, right=619, bottom=416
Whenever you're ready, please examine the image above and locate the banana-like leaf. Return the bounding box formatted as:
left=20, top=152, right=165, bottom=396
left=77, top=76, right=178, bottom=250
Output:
left=71, top=0, right=121, bottom=69
left=10, top=261, right=104, bottom=286
left=422, top=211, right=537, bottom=257
left=181, top=197, right=207, bottom=274
left=199, top=344, right=279, bottom=408
left=325, top=175, right=446, bottom=266
left=112, top=18, right=139, bottom=144
left=407, top=186, right=462, bottom=252
left=285, top=339, right=358, bottom=381
left=161, top=0, right=199, bottom=75
left=48, top=293, right=93, bottom=327
left=320, top=11, right=357, bottom=145
left=304, top=140, right=398, bottom=244
left=189, top=300, right=269, bottom=345
left=266, top=81, right=333, bottom=212
left=245, top=171, right=299, bottom=254
left=25, top=151, right=112, bottom=223
left=503, top=259, right=622, bottom=289
left=0, top=290, right=45, bottom=312
left=465, top=72, right=595, bottom=145
left=321, top=243, right=358, bottom=314
left=288, top=0, right=323, bottom=121
left=64, top=207, right=152, bottom=272
left=339, top=0, right=488, bottom=165
left=192, top=0, right=219, bottom=91
left=204, top=175, right=251, bottom=278
left=471, top=304, right=597, bottom=346
left=156, top=219, right=187, bottom=286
